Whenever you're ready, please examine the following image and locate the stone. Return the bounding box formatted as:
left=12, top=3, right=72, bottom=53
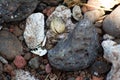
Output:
left=0, top=0, right=38, bottom=23
left=48, top=18, right=99, bottom=71
left=4, top=64, right=14, bottom=75
left=40, top=0, right=62, bottom=6
left=103, top=34, right=114, bottom=40
left=28, top=57, right=40, bottom=69
left=24, top=13, right=47, bottom=56
left=0, top=56, right=8, bottom=64
left=101, top=40, right=120, bottom=80
left=24, top=53, right=31, bottom=61
left=45, top=64, right=52, bottom=73
left=13, top=55, right=26, bottom=68
left=12, top=69, right=38, bottom=80
left=90, top=61, right=111, bottom=76
left=0, top=62, right=3, bottom=74
left=0, top=30, right=23, bottom=60
left=46, top=5, right=71, bottom=27
left=103, top=6, right=120, bottom=38
left=72, top=5, right=82, bottom=21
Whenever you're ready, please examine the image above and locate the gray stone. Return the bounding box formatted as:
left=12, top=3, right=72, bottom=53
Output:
left=0, top=30, right=23, bottom=60
left=29, top=57, right=40, bottom=69
left=48, top=18, right=99, bottom=71
left=103, top=5, right=120, bottom=38
left=0, top=0, right=38, bottom=23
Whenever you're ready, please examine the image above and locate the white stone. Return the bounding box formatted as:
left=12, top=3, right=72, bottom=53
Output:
left=46, top=5, right=71, bottom=27
left=102, top=40, right=120, bottom=80
left=0, top=26, right=2, bottom=30
left=24, top=13, right=47, bottom=56
left=103, top=34, right=115, bottom=40
left=72, top=5, right=82, bottom=21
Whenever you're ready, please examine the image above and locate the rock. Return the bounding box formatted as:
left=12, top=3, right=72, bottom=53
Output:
left=13, top=55, right=26, bottom=68
left=0, top=30, right=23, bottom=60
left=67, top=77, right=75, bottom=80
left=12, top=69, right=38, bottom=80
left=40, top=0, right=62, bottom=6
left=103, top=34, right=114, bottom=40
left=72, top=5, right=82, bottom=21
left=46, top=5, right=71, bottom=27
left=92, top=76, right=104, bottom=80
left=24, top=53, right=32, bottom=61
left=103, top=6, right=120, bottom=37
left=48, top=18, right=99, bottom=71
left=10, top=25, right=23, bottom=37
left=101, top=40, right=120, bottom=80
left=0, top=56, right=8, bottom=64
left=4, top=64, right=14, bottom=75
left=24, top=13, right=47, bottom=56
left=75, top=76, right=83, bottom=80
left=35, top=3, right=47, bottom=12
left=0, top=26, right=2, bottom=30
left=0, top=62, right=3, bottom=74
left=29, top=57, right=40, bottom=69
left=90, top=61, right=111, bottom=76
left=45, top=64, right=52, bottom=73
left=43, top=7, right=55, bottom=17
left=0, top=0, right=38, bottom=23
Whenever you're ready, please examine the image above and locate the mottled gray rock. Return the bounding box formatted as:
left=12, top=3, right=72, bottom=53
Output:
left=103, top=5, right=120, bottom=38
left=102, top=40, right=120, bottom=80
left=48, top=18, right=99, bottom=71
left=0, top=30, right=23, bottom=60
left=28, top=57, right=40, bottom=69
left=90, top=61, right=111, bottom=76
left=0, top=0, right=38, bottom=23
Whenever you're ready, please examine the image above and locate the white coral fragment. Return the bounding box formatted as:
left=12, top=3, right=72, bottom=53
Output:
left=102, top=40, right=120, bottom=80
left=24, top=13, right=47, bottom=56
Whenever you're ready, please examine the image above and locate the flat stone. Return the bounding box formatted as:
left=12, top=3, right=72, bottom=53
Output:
left=0, top=30, right=23, bottom=60
left=48, top=18, right=99, bottom=71
left=0, top=0, right=38, bottom=23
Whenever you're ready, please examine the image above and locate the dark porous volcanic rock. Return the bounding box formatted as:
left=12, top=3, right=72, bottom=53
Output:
left=48, top=18, right=99, bottom=71
left=0, top=0, right=38, bottom=23
left=103, top=5, right=120, bottom=38
left=0, top=30, right=23, bottom=60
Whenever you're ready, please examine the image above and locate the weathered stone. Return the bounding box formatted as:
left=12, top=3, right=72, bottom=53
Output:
left=28, top=57, right=40, bottom=69
left=102, top=40, right=120, bottom=80
left=0, top=0, right=38, bottom=23
left=103, top=5, right=120, bottom=38
left=48, top=18, right=99, bottom=71
left=0, top=30, right=23, bottom=60
left=24, top=13, right=47, bottom=56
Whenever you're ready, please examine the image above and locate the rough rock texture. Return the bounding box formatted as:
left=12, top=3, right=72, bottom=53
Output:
left=0, top=30, right=23, bottom=60
left=102, top=40, right=120, bottom=80
left=28, top=57, right=40, bottom=69
left=24, top=13, right=47, bottom=56
left=46, top=5, right=71, bottom=27
left=0, top=0, right=38, bottom=23
left=13, top=69, right=38, bottom=80
left=103, top=5, right=120, bottom=38
left=48, top=18, right=99, bottom=71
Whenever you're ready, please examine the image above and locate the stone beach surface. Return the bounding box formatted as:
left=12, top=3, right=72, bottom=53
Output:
left=0, top=0, right=120, bottom=80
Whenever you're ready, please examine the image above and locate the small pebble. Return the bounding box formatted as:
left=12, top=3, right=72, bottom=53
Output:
left=24, top=53, right=32, bottom=61
left=29, top=57, right=40, bottom=69
left=45, top=64, right=52, bottom=73
left=13, top=55, right=26, bottom=69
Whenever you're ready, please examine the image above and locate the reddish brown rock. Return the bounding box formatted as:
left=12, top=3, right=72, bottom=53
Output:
left=13, top=55, right=26, bottom=68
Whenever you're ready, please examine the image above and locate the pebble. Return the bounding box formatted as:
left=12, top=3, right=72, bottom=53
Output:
left=45, top=64, right=52, bottom=73
left=48, top=18, right=99, bottom=71
left=0, top=62, right=3, bottom=74
left=24, top=53, right=32, bottom=61
left=103, top=34, right=114, bottom=40
left=12, top=69, right=38, bottom=80
left=4, top=64, right=14, bottom=75
left=40, top=0, right=62, bottom=6
left=0, top=0, right=38, bottom=23
left=43, top=7, right=55, bottom=17
left=0, top=26, right=2, bottom=30
left=72, top=5, right=82, bottom=21
left=90, top=61, right=111, bottom=76
left=0, top=56, right=8, bottom=64
left=0, top=30, right=23, bottom=60
left=46, top=5, right=71, bottom=27
left=102, top=40, right=120, bottom=80
left=13, top=55, right=26, bottom=68
left=67, top=77, right=75, bottom=80
left=103, top=5, right=120, bottom=37
left=29, top=57, right=40, bottom=69
left=24, top=13, right=47, bottom=56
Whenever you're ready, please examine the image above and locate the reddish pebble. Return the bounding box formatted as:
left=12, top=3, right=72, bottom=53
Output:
left=43, top=7, right=55, bottom=16
left=4, top=64, right=13, bottom=75
left=45, top=64, right=52, bottom=73
left=75, top=76, right=84, bottom=80
left=92, top=76, right=104, bottom=80
left=13, top=55, right=26, bottom=68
